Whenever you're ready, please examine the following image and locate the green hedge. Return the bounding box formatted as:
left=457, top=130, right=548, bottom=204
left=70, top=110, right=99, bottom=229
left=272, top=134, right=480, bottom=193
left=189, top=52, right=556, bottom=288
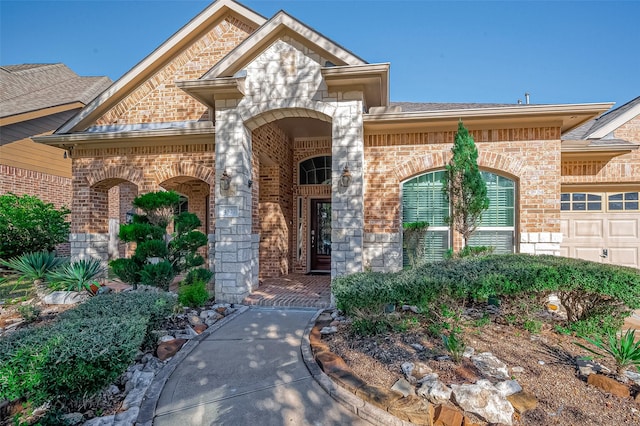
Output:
left=0, top=292, right=176, bottom=406
left=333, top=254, right=640, bottom=332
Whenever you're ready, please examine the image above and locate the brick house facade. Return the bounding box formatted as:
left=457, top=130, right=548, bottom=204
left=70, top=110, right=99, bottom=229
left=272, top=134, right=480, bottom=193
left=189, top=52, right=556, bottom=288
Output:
left=37, top=0, right=639, bottom=303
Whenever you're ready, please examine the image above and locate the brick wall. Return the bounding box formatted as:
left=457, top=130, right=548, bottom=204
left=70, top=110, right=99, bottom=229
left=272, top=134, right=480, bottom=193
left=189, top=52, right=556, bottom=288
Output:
left=71, top=145, right=215, bottom=236
left=0, top=164, right=72, bottom=256
left=95, top=14, right=255, bottom=126
left=364, top=128, right=563, bottom=252
left=562, top=114, right=640, bottom=184
left=252, top=122, right=293, bottom=278
left=0, top=164, right=71, bottom=209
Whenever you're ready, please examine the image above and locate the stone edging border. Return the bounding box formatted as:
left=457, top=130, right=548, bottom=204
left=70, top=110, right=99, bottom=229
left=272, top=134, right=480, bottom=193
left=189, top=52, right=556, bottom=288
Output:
left=136, top=305, right=250, bottom=425
left=301, top=311, right=418, bottom=426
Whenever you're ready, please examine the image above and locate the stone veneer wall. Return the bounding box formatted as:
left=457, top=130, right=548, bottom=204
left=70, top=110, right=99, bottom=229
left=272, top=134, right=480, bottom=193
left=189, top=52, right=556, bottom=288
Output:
left=363, top=130, right=562, bottom=270
left=213, top=36, right=364, bottom=302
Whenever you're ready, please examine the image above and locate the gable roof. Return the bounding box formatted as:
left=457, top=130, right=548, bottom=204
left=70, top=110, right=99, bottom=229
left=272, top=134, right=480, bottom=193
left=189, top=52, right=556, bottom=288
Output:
left=56, top=0, right=267, bottom=134
left=202, top=10, right=366, bottom=80
left=562, top=96, right=640, bottom=140
left=0, top=63, right=111, bottom=119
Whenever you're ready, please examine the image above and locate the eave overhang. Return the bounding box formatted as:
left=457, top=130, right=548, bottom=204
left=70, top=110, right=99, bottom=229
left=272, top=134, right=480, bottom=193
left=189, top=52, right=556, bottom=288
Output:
left=321, top=63, right=390, bottom=109
left=561, top=139, right=639, bottom=161
left=363, top=103, right=614, bottom=133
left=34, top=122, right=215, bottom=149
left=176, top=76, right=245, bottom=109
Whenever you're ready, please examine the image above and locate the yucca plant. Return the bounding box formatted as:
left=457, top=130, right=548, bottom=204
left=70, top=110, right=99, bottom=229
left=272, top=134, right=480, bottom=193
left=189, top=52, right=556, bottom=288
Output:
left=0, top=251, right=68, bottom=282
left=46, top=258, right=105, bottom=294
left=576, top=329, right=640, bottom=375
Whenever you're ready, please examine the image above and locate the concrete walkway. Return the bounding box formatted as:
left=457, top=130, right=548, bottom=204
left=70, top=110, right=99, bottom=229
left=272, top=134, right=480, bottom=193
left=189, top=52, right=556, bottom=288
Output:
left=153, top=308, right=370, bottom=426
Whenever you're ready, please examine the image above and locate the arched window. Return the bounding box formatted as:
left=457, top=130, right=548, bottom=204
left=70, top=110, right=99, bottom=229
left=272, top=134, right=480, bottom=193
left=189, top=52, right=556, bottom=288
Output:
left=299, top=156, right=331, bottom=185
left=402, top=170, right=515, bottom=263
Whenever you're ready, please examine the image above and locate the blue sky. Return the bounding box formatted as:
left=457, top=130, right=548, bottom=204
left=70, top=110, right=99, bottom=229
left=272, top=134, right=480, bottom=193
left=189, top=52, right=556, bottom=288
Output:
left=1, top=0, right=639, bottom=107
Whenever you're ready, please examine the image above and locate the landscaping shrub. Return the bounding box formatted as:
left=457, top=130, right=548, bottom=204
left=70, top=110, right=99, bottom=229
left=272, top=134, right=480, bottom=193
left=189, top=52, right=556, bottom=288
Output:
left=0, top=251, right=68, bottom=283
left=183, top=267, right=213, bottom=285
left=0, top=193, right=70, bottom=259
left=140, top=260, right=175, bottom=290
left=334, top=254, right=640, bottom=337
left=0, top=292, right=177, bottom=406
left=178, top=280, right=210, bottom=307
left=46, top=258, right=105, bottom=293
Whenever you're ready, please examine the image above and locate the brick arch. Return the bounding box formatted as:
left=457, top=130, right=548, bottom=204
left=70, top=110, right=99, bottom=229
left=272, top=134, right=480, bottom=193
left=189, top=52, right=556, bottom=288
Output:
left=395, top=151, right=524, bottom=182
left=154, top=162, right=215, bottom=186
left=87, top=165, right=143, bottom=188
left=242, top=100, right=335, bottom=131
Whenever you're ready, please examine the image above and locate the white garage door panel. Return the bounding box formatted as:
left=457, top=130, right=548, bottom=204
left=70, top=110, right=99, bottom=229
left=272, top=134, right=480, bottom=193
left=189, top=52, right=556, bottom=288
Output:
left=610, top=247, right=639, bottom=268
left=561, top=212, right=640, bottom=269
left=608, top=219, right=638, bottom=238
left=573, top=219, right=604, bottom=238
left=574, top=247, right=604, bottom=263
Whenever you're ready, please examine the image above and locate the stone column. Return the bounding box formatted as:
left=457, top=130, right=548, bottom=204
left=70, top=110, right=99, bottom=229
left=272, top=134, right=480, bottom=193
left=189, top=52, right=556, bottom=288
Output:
left=331, top=99, right=365, bottom=278
left=213, top=106, right=256, bottom=303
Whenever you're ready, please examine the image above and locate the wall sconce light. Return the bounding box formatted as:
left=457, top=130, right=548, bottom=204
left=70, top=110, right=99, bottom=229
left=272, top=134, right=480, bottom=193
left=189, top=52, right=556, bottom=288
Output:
left=340, top=165, right=352, bottom=188
left=63, top=146, right=73, bottom=159
left=220, top=170, right=231, bottom=191
left=247, top=179, right=253, bottom=188
left=125, top=209, right=136, bottom=224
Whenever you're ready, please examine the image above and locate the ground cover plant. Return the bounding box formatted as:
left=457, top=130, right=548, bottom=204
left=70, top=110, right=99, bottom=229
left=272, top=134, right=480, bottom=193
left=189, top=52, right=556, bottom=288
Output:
left=0, top=292, right=176, bottom=414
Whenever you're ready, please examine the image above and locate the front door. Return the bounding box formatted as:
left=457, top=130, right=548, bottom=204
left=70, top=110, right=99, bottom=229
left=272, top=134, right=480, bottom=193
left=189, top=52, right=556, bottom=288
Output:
left=310, top=199, right=331, bottom=271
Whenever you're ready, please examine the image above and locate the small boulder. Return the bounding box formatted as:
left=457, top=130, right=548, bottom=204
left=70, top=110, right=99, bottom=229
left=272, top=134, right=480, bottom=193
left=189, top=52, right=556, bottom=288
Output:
left=433, top=404, right=464, bottom=426
left=471, top=352, right=510, bottom=380
left=320, top=326, right=338, bottom=335
left=495, top=380, right=522, bottom=398
left=42, top=291, right=88, bottom=305
left=507, top=391, right=538, bottom=414
left=157, top=338, right=187, bottom=361
left=188, top=315, right=203, bottom=326
left=391, top=378, right=415, bottom=397
left=193, top=323, right=208, bottom=334
left=587, top=374, right=630, bottom=398
left=451, top=380, right=514, bottom=425
left=418, top=379, right=452, bottom=404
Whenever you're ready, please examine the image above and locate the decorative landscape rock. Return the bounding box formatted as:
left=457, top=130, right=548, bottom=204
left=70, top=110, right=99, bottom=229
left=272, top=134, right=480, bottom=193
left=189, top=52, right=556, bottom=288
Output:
left=391, top=378, right=416, bottom=397
left=387, top=396, right=434, bottom=425
left=418, top=378, right=452, bottom=404
left=320, top=326, right=338, bottom=335
left=587, top=374, right=631, bottom=398
left=450, top=380, right=514, bottom=425
left=156, top=338, right=187, bottom=361
left=471, top=352, right=510, bottom=380
left=624, top=370, right=640, bottom=386
left=507, top=391, right=538, bottom=414
left=576, top=357, right=603, bottom=377
left=42, top=291, right=88, bottom=305
left=433, top=404, right=464, bottom=426
left=495, top=380, right=522, bottom=397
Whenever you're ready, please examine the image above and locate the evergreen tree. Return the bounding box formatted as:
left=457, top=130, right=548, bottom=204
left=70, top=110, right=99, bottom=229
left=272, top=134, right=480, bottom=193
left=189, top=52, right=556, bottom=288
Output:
left=442, top=121, right=489, bottom=249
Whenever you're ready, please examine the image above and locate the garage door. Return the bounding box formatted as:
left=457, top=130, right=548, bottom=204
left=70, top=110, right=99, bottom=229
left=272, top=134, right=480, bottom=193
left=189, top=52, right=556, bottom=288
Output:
left=560, top=191, right=640, bottom=268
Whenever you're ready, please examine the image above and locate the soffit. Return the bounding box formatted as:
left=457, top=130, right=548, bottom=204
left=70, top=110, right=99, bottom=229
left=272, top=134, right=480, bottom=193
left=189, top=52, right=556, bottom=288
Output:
left=363, top=103, right=613, bottom=134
